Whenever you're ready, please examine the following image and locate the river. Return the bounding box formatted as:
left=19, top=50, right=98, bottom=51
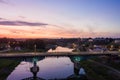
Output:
left=48, top=46, right=73, bottom=52
left=7, top=46, right=86, bottom=80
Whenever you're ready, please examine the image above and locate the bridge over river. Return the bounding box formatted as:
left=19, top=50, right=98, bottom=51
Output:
left=0, top=51, right=120, bottom=58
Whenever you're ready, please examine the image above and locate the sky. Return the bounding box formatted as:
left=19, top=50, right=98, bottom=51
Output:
left=0, top=0, right=120, bottom=38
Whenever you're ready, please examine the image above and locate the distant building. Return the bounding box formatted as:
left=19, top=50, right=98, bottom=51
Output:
left=114, top=40, right=120, bottom=43
left=15, top=46, right=21, bottom=51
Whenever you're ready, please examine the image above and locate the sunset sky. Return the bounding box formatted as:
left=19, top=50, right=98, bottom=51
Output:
left=0, top=0, right=120, bottom=38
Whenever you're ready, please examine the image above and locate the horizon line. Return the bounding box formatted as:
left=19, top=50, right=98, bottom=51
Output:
left=0, top=37, right=120, bottom=39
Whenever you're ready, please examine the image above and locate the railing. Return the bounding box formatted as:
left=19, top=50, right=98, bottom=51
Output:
left=0, top=51, right=120, bottom=58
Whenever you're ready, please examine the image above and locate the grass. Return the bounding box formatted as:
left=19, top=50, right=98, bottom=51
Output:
left=108, top=61, right=120, bottom=71
left=80, top=59, right=118, bottom=80
left=91, top=56, right=120, bottom=71
left=0, top=59, right=20, bottom=80
left=0, top=49, right=47, bottom=54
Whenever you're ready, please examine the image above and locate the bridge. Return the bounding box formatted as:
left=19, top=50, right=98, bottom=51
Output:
left=0, top=51, right=120, bottom=58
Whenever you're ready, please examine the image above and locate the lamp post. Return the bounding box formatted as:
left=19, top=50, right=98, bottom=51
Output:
left=34, top=44, right=36, bottom=55
left=30, top=58, right=39, bottom=79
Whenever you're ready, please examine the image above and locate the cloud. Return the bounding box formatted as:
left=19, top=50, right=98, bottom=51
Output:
left=50, top=24, right=63, bottom=29
left=0, top=20, right=48, bottom=26
left=0, top=0, right=7, bottom=4
left=19, top=16, right=26, bottom=19
left=0, top=17, right=62, bottom=28
left=0, top=17, right=5, bottom=20
left=86, top=25, right=95, bottom=35
left=0, top=0, right=5, bottom=3
left=0, top=18, right=2, bottom=19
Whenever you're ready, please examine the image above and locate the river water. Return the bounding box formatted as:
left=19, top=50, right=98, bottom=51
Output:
left=48, top=46, right=73, bottom=52
left=7, top=47, right=87, bottom=80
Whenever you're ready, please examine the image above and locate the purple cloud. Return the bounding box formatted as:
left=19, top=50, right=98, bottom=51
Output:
left=0, top=17, right=5, bottom=20
left=0, top=20, right=48, bottom=26
left=19, top=16, right=26, bottom=19
left=0, top=0, right=7, bottom=4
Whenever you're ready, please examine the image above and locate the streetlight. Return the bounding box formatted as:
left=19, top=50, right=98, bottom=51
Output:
left=34, top=44, right=36, bottom=55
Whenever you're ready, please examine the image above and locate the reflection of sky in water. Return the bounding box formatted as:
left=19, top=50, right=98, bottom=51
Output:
left=37, top=57, right=74, bottom=79
left=7, top=57, right=74, bottom=80
left=7, top=61, right=33, bottom=80
left=48, top=46, right=73, bottom=52
left=7, top=47, right=86, bottom=80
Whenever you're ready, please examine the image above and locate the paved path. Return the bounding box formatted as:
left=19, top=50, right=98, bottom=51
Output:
left=0, top=49, right=10, bottom=53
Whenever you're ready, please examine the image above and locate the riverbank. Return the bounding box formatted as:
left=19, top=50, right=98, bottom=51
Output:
left=0, top=59, right=20, bottom=80
left=80, top=58, right=120, bottom=80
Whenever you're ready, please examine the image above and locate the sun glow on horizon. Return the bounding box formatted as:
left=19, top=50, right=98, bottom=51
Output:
left=0, top=0, right=120, bottom=38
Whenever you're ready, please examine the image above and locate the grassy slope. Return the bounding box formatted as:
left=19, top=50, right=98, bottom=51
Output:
left=80, top=60, right=117, bottom=80
left=0, top=59, right=20, bottom=80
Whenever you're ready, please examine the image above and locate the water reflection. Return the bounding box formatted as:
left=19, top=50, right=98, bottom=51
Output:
left=68, top=56, right=87, bottom=80
left=48, top=46, right=73, bottom=52
left=7, top=56, right=88, bottom=80
left=22, top=57, right=44, bottom=80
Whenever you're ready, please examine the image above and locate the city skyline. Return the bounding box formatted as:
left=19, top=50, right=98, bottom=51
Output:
left=0, top=0, right=120, bottom=38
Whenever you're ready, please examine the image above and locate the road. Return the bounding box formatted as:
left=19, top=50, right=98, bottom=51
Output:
left=0, top=51, right=120, bottom=58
